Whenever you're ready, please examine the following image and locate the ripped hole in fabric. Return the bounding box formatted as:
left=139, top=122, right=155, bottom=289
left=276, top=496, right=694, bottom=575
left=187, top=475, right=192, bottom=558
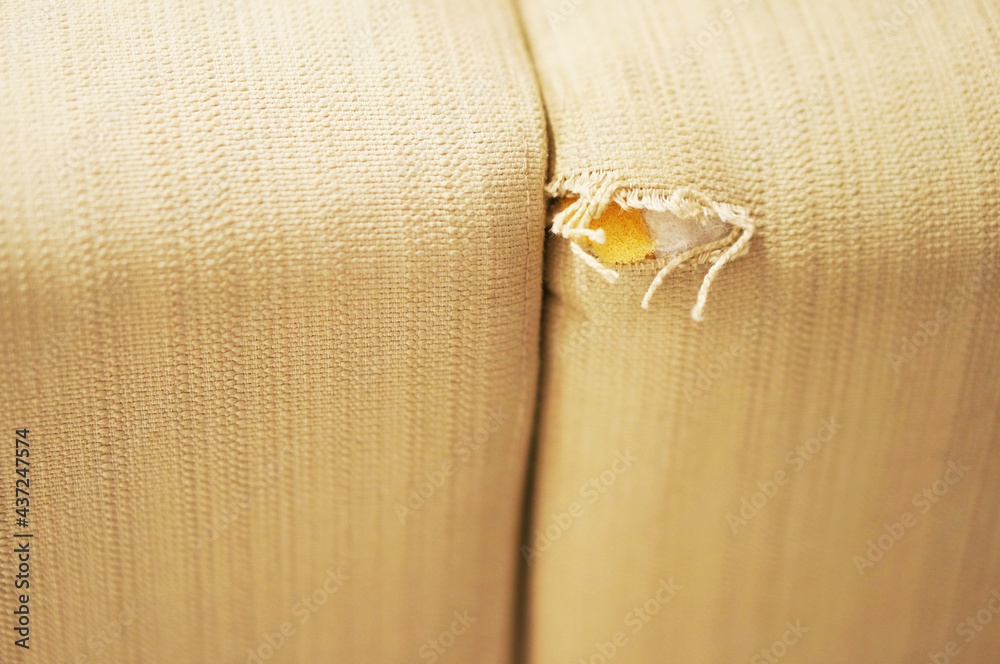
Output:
left=548, top=175, right=756, bottom=320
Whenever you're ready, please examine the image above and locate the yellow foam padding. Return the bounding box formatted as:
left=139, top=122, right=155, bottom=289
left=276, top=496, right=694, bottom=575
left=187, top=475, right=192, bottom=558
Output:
left=553, top=197, right=656, bottom=265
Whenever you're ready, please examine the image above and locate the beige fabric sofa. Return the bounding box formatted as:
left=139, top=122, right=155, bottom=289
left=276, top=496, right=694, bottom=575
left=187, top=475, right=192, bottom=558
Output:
left=1, top=0, right=998, bottom=662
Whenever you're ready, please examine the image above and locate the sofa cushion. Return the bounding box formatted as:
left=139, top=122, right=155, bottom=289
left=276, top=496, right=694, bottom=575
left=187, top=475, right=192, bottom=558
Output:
left=519, top=0, right=1000, bottom=662
left=0, top=1, right=546, bottom=662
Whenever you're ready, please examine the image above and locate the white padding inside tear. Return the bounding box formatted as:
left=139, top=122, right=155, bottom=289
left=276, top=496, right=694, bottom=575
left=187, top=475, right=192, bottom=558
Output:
left=643, top=209, right=730, bottom=257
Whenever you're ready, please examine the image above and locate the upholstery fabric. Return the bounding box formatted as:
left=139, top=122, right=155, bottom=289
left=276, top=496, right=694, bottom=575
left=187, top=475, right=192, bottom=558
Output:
left=519, top=0, right=1000, bottom=662
left=0, top=1, right=547, bottom=662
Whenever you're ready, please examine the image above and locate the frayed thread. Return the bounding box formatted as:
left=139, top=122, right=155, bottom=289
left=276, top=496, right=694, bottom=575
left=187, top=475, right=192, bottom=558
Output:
left=547, top=172, right=756, bottom=321
left=570, top=241, right=619, bottom=283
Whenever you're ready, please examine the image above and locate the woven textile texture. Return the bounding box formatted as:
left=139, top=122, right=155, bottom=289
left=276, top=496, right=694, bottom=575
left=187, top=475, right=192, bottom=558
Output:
left=520, top=0, right=1000, bottom=663
left=0, top=1, right=546, bottom=662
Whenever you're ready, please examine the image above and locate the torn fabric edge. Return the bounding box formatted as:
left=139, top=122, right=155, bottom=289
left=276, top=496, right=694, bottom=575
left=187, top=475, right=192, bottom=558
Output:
left=546, top=171, right=757, bottom=321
